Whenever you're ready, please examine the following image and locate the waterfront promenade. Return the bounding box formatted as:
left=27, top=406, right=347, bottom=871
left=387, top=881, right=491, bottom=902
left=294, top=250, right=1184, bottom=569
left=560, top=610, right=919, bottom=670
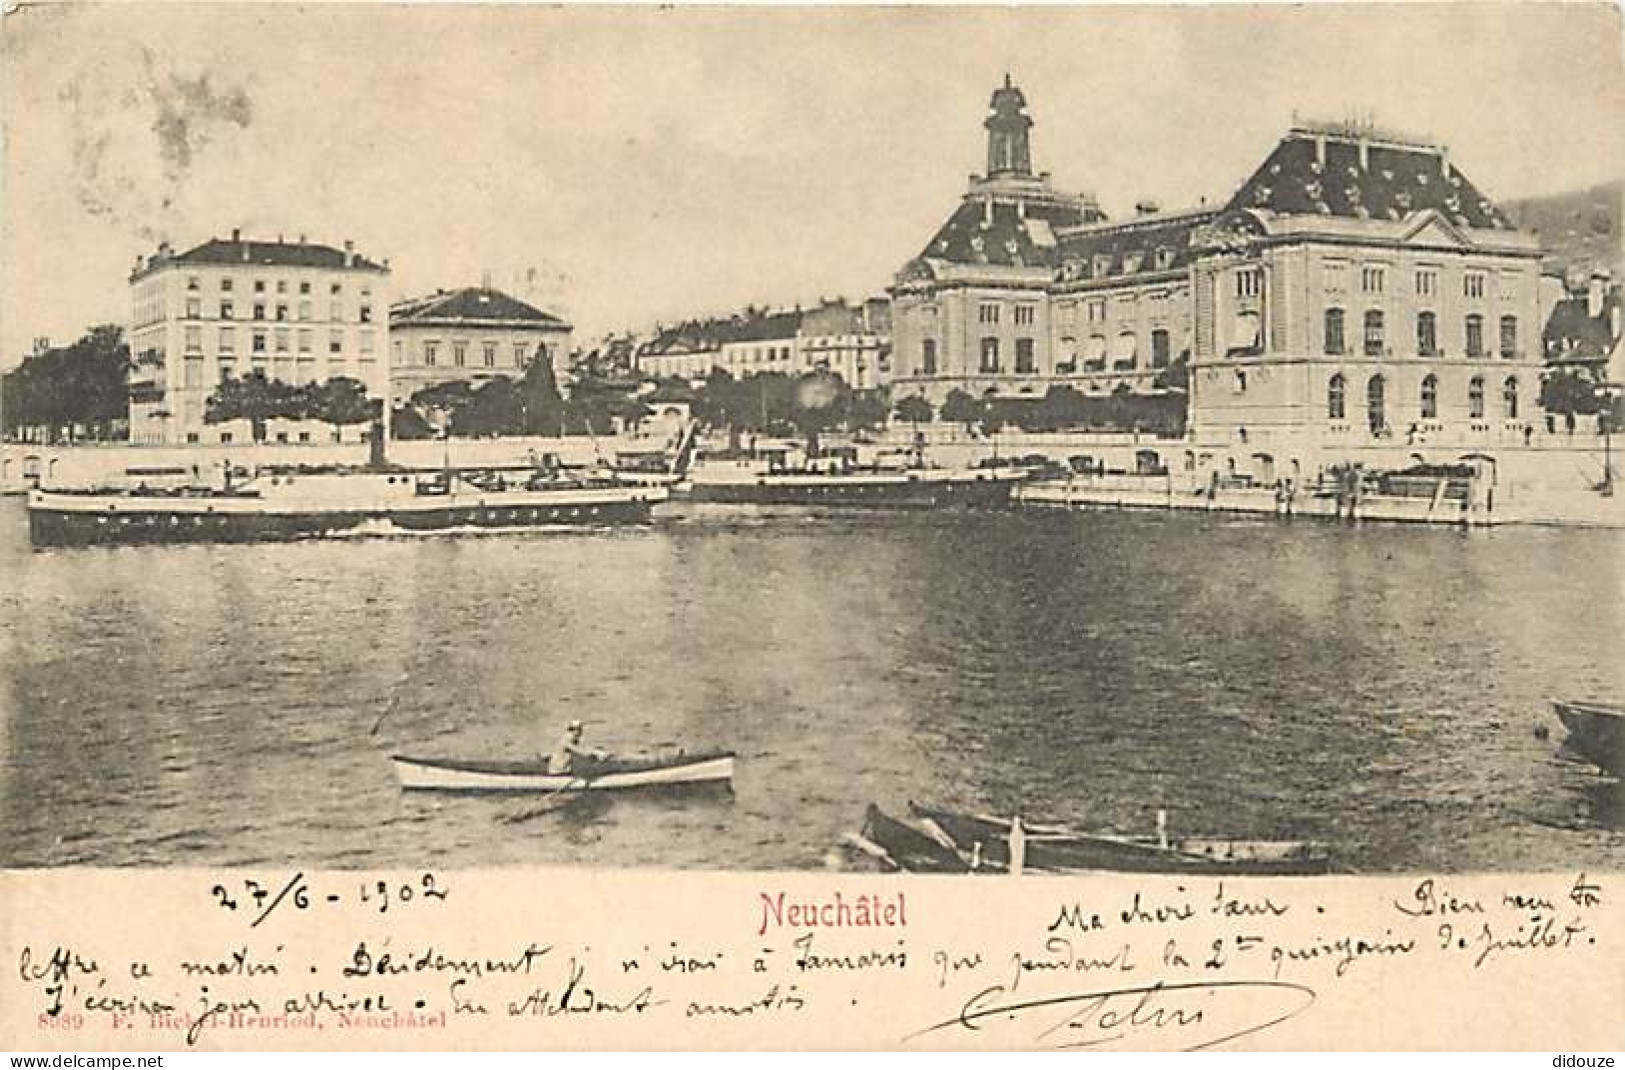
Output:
left=4, top=421, right=1620, bottom=527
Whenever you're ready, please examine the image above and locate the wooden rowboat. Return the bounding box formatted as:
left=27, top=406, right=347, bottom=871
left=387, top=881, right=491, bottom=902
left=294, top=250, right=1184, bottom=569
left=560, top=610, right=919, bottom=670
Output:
left=848, top=803, right=1331, bottom=876
left=391, top=750, right=735, bottom=793
left=1552, top=699, right=1625, bottom=777
left=909, top=804, right=1333, bottom=876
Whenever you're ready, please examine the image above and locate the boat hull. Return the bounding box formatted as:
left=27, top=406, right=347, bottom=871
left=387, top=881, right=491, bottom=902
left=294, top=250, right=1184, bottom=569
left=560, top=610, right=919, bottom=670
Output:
left=1553, top=700, right=1625, bottom=776
left=27, top=484, right=661, bottom=547
left=910, top=806, right=1332, bottom=876
left=392, top=751, right=735, bottom=793
left=688, top=470, right=1023, bottom=508
left=853, top=805, right=1330, bottom=876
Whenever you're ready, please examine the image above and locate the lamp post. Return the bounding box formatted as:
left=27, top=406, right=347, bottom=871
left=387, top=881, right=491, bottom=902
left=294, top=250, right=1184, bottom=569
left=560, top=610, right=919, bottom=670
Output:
left=1601, top=383, right=1620, bottom=497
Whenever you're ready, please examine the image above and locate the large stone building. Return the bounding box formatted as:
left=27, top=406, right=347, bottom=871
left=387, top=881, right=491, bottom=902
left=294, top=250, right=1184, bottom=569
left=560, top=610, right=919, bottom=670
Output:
left=893, top=79, right=1549, bottom=481
left=127, top=231, right=391, bottom=444
left=389, top=286, right=572, bottom=399
left=637, top=297, right=891, bottom=388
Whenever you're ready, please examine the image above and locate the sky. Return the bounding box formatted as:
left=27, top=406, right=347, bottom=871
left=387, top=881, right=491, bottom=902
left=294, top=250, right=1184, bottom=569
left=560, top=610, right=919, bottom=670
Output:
left=2, top=2, right=1622, bottom=367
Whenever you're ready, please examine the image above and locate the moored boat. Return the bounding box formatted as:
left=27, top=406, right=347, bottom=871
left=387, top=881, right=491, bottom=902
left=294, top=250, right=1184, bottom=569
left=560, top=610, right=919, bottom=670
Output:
left=1551, top=699, right=1625, bottom=776
left=687, top=444, right=1030, bottom=508
left=27, top=467, right=666, bottom=547
left=391, top=749, right=735, bottom=793
left=848, top=803, right=1331, bottom=875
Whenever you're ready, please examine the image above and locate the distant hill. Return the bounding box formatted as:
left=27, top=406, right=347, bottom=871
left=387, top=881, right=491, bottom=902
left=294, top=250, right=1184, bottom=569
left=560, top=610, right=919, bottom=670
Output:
left=1502, top=180, right=1623, bottom=277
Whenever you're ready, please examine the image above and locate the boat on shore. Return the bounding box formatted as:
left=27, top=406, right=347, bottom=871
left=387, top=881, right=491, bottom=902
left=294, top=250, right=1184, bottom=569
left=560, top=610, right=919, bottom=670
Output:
left=391, top=749, right=735, bottom=793
left=27, top=465, right=666, bottom=547
left=846, top=803, right=1332, bottom=875
left=1551, top=699, right=1625, bottom=776
left=686, top=443, right=1031, bottom=508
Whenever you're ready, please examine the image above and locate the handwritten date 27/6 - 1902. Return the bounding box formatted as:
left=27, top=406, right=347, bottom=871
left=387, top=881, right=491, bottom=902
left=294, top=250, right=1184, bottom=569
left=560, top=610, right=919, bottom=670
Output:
left=210, top=873, right=448, bottom=928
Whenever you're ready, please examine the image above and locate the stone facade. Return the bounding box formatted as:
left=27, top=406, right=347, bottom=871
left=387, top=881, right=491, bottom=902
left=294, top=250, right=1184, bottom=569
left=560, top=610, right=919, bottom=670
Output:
left=389, top=287, right=572, bottom=399
left=891, top=81, right=1550, bottom=482
left=127, top=231, right=390, bottom=445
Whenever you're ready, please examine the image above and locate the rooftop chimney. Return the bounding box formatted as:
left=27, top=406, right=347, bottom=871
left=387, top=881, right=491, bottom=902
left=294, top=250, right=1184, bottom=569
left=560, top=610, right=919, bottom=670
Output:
left=1314, top=135, right=1326, bottom=169
left=231, top=227, right=241, bottom=242
left=298, top=233, right=306, bottom=244
left=1357, top=137, right=1369, bottom=171
left=277, top=233, right=284, bottom=244
left=344, top=239, right=355, bottom=267
left=1589, top=271, right=1609, bottom=318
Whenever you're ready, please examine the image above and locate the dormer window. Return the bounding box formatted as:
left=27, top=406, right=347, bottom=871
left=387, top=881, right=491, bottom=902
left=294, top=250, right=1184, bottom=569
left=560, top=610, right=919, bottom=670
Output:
left=1093, top=254, right=1112, bottom=278
left=1124, top=252, right=1145, bottom=274
left=1154, top=247, right=1175, bottom=271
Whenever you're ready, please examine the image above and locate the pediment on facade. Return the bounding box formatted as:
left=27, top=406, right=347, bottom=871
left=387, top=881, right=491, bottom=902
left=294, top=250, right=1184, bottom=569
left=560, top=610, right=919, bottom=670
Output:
left=1399, top=210, right=1471, bottom=250
left=1190, top=209, right=1270, bottom=253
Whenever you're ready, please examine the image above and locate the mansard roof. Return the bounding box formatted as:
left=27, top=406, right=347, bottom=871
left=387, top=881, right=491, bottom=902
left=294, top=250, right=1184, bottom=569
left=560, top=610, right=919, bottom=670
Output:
left=917, top=195, right=1096, bottom=270
left=1052, top=207, right=1219, bottom=284
left=135, top=237, right=387, bottom=280
left=1226, top=123, right=1516, bottom=230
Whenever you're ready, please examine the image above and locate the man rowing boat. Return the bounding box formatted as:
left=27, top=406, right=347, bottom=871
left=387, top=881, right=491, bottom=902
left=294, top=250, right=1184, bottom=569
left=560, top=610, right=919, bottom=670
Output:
left=547, top=719, right=607, bottom=776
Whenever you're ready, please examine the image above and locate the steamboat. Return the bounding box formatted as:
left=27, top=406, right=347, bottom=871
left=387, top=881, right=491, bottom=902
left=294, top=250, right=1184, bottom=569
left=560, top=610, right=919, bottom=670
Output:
left=27, top=463, right=665, bottom=547
left=685, top=442, right=1031, bottom=508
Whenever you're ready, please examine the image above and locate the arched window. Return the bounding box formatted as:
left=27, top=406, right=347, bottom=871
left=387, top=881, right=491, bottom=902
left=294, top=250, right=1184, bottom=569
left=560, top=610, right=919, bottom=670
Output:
left=1500, top=315, right=1518, bottom=359
left=1503, top=376, right=1519, bottom=419
left=1367, top=374, right=1386, bottom=435
left=1324, top=308, right=1345, bottom=355
left=1084, top=334, right=1107, bottom=370
left=1469, top=376, right=1485, bottom=418
left=1420, top=374, right=1438, bottom=419
left=1114, top=331, right=1138, bottom=369
left=1327, top=373, right=1346, bottom=420
left=1055, top=336, right=1077, bottom=374
left=1364, top=310, right=1386, bottom=356
left=1417, top=312, right=1438, bottom=357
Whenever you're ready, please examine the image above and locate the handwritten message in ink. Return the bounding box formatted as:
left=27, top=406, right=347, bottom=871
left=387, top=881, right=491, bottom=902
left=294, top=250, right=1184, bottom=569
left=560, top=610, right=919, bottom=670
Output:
left=3, top=870, right=1617, bottom=1050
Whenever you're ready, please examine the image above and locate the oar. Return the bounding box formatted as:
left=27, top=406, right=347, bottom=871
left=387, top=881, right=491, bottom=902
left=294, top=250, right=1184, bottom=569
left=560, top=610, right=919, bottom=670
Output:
left=499, top=776, right=591, bottom=824
left=369, top=695, right=400, bottom=738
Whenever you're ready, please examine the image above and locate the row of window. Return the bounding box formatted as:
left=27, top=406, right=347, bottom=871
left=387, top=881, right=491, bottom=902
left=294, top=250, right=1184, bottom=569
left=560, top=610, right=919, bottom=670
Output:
left=188, top=275, right=364, bottom=298
left=978, top=303, right=1039, bottom=326
left=184, top=326, right=376, bottom=356
left=917, top=330, right=1175, bottom=376
left=1323, top=310, right=1518, bottom=359
left=1059, top=248, right=1179, bottom=281
left=1325, top=263, right=1507, bottom=300
left=421, top=340, right=537, bottom=369
left=1326, top=373, right=1520, bottom=426
left=179, top=356, right=371, bottom=389
left=183, top=298, right=373, bottom=324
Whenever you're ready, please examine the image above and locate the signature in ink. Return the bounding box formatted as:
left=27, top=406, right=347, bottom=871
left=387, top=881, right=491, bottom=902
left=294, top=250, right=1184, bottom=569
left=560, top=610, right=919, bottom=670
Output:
left=907, top=978, right=1317, bottom=1051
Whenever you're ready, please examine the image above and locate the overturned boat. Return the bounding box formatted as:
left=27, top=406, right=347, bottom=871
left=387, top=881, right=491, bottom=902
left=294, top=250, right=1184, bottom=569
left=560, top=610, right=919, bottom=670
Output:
left=847, top=803, right=1332, bottom=876
left=1551, top=699, right=1625, bottom=777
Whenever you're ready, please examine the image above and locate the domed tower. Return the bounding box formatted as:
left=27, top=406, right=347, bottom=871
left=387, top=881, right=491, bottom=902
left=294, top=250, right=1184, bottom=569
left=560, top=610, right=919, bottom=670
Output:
left=985, top=73, right=1034, bottom=177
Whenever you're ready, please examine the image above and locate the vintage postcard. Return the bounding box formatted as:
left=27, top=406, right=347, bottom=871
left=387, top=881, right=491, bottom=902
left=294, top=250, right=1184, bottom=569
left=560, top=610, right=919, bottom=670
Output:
left=1, top=0, right=1622, bottom=1053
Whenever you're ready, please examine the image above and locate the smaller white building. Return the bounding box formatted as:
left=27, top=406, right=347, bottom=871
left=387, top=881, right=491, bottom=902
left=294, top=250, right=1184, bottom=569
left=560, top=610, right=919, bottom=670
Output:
left=389, top=287, right=572, bottom=399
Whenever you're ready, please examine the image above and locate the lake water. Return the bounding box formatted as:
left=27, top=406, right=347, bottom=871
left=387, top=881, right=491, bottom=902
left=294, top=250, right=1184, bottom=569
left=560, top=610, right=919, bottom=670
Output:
left=2, top=495, right=1622, bottom=871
